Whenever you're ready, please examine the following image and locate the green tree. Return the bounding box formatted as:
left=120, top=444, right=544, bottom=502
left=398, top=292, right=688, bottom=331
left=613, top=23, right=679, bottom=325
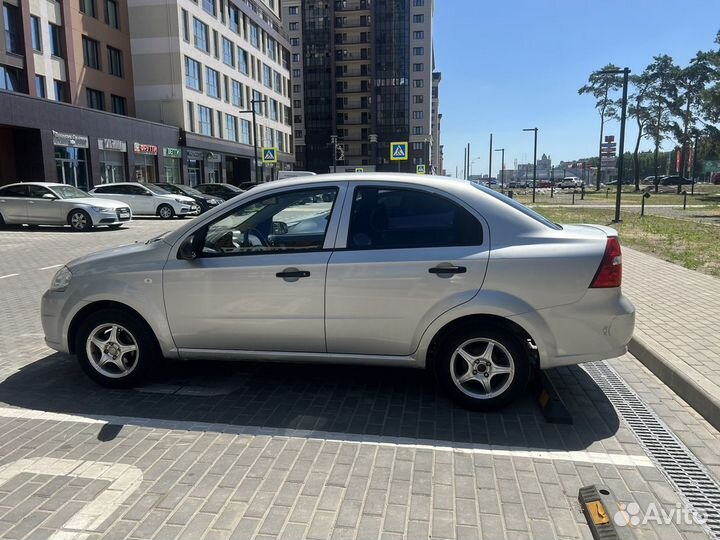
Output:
left=628, top=70, right=654, bottom=190
left=579, top=64, right=624, bottom=189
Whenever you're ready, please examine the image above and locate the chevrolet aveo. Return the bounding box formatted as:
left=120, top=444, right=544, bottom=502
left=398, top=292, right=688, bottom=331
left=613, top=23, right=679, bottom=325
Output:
left=41, top=174, right=635, bottom=409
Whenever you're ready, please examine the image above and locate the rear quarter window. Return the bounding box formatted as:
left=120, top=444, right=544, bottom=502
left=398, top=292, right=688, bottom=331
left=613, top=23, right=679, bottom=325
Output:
left=471, top=183, right=562, bottom=230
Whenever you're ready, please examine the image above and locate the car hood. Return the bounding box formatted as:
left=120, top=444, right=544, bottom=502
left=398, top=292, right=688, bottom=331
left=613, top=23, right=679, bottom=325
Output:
left=159, top=194, right=195, bottom=203
left=66, top=240, right=171, bottom=274
left=67, top=197, right=128, bottom=209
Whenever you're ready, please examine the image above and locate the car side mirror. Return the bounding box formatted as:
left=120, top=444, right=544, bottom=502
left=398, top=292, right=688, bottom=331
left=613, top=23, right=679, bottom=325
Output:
left=42, top=193, right=57, bottom=200
left=178, top=236, right=198, bottom=260
left=272, top=221, right=288, bottom=235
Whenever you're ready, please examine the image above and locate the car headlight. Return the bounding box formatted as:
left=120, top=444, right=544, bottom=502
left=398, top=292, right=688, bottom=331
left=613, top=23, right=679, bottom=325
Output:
left=91, top=206, right=112, bottom=212
left=50, top=266, right=72, bottom=291
left=175, top=198, right=187, bottom=203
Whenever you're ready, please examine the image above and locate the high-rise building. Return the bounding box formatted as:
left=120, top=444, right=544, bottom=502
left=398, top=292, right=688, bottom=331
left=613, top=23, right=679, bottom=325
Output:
left=284, top=0, right=438, bottom=173
left=431, top=70, right=443, bottom=174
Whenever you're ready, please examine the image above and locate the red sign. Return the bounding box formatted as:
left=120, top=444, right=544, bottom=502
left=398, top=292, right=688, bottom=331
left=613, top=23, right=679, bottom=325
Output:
left=676, top=147, right=681, bottom=173
left=134, top=142, right=158, bottom=155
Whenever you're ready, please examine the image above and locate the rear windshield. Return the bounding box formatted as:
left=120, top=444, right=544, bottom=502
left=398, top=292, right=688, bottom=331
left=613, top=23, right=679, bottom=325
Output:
left=470, top=183, right=562, bottom=230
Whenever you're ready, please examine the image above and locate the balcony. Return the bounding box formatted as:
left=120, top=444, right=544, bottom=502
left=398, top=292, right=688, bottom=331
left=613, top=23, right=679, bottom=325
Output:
left=335, top=51, right=370, bottom=62
left=335, top=0, right=371, bottom=11
left=335, top=19, right=371, bottom=29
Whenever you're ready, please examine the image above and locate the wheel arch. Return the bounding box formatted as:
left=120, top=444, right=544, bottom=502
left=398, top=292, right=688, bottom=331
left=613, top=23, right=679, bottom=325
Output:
left=66, top=207, right=92, bottom=226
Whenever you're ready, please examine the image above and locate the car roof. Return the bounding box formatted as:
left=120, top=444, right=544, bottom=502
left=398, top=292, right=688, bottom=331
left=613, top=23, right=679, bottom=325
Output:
left=1, top=182, right=66, bottom=188
left=92, top=182, right=146, bottom=187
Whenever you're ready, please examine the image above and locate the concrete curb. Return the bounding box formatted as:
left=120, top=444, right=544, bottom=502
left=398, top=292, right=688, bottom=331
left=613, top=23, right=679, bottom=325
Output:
left=629, top=335, right=720, bottom=433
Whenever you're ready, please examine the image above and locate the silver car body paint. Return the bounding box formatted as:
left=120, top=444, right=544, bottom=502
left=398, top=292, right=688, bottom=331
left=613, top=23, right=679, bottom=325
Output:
left=41, top=173, right=635, bottom=371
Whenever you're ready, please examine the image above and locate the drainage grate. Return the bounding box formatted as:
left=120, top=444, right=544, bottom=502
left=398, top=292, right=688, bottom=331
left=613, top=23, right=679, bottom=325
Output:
left=584, top=361, right=720, bottom=539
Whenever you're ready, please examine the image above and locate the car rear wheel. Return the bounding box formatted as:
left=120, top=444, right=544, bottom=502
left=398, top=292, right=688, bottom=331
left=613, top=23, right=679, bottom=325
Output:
left=157, top=204, right=174, bottom=219
left=434, top=326, right=532, bottom=410
left=69, top=209, right=92, bottom=231
left=75, top=309, right=157, bottom=388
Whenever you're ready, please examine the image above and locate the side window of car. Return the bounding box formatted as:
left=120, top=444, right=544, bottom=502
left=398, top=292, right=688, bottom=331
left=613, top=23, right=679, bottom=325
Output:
left=28, top=186, right=53, bottom=198
left=95, top=186, right=118, bottom=194
left=347, top=187, right=483, bottom=250
left=0, top=185, right=29, bottom=197
left=200, top=187, right=338, bottom=256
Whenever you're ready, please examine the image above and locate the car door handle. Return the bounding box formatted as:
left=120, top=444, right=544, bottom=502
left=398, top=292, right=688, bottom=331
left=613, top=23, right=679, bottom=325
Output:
left=429, top=265, right=467, bottom=275
left=276, top=269, right=311, bottom=279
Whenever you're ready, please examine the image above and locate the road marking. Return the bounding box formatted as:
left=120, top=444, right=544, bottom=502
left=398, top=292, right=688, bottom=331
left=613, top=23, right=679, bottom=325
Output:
left=0, top=273, right=19, bottom=280
left=0, top=406, right=655, bottom=468
left=0, top=457, right=142, bottom=540
left=40, top=264, right=63, bottom=270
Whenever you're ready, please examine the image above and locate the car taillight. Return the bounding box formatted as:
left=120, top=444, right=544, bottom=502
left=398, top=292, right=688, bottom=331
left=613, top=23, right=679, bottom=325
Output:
left=590, top=236, right=622, bottom=288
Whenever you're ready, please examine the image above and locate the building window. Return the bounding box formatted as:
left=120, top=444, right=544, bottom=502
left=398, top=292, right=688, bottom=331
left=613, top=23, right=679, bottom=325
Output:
left=249, top=23, right=259, bottom=48
left=413, top=47, right=424, bottom=56
left=412, top=142, right=424, bottom=151
left=413, top=79, right=424, bottom=88
left=54, top=80, right=66, bottom=101
left=35, top=75, right=46, bottom=98
left=228, top=5, right=239, bottom=33
left=82, top=36, right=101, bottom=69
left=262, top=64, right=272, bottom=88
left=413, top=14, right=424, bottom=23
left=413, top=126, right=424, bottom=134
left=222, top=37, right=234, bottom=66
left=194, top=18, right=209, bottom=52
left=289, top=22, right=298, bottom=31
left=231, top=79, right=242, bottom=106
left=212, top=30, right=219, bottom=58
left=292, top=68, right=300, bottom=78
left=240, top=119, right=251, bottom=144
left=413, top=95, right=424, bottom=103
left=187, top=101, right=195, bottom=132
left=111, top=94, right=126, bottom=114
left=49, top=24, right=62, bottom=57
left=226, top=114, right=237, bottom=141
left=293, top=84, right=300, bottom=93
left=79, top=0, right=96, bottom=17
left=3, top=4, right=20, bottom=54
left=413, top=0, right=424, bottom=6
left=185, top=56, right=202, bottom=90
left=216, top=110, right=223, bottom=138
left=0, top=65, right=21, bottom=91
left=266, top=37, right=276, bottom=61
left=198, top=105, right=213, bottom=135
left=181, top=9, right=189, bottom=41
left=412, top=110, right=424, bottom=119
left=105, top=0, right=120, bottom=28
left=202, top=0, right=215, bottom=16
left=413, top=31, right=424, bottom=39
left=291, top=53, right=300, bottom=63
left=413, top=63, right=424, bottom=72
left=288, top=6, right=298, bottom=15
left=269, top=98, right=278, bottom=121
left=206, top=67, right=220, bottom=98
left=31, top=16, right=42, bottom=51
left=108, top=46, right=123, bottom=77
left=86, top=88, right=104, bottom=110
left=252, top=90, right=263, bottom=114
left=238, top=47, right=248, bottom=74
left=289, top=37, right=299, bottom=47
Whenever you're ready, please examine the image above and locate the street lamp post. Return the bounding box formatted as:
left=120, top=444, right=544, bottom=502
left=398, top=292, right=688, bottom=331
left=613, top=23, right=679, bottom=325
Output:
left=523, top=127, right=538, bottom=203
left=330, top=134, right=338, bottom=173
left=488, top=134, right=493, bottom=184
left=239, top=97, right=266, bottom=183
left=494, top=148, right=505, bottom=193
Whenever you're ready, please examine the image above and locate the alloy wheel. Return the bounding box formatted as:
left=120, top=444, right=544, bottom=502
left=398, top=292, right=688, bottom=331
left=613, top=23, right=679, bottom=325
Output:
left=449, top=338, right=515, bottom=400
left=85, top=323, right=139, bottom=379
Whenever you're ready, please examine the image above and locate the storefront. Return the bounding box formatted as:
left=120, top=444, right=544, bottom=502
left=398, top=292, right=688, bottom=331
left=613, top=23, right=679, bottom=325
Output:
left=163, top=147, right=182, bottom=183
left=133, top=142, right=158, bottom=183
left=53, top=131, right=90, bottom=191
left=186, top=150, right=204, bottom=186
left=207, top=152, right=222, bottom=183
left=97, top=138, right=127, bottom=183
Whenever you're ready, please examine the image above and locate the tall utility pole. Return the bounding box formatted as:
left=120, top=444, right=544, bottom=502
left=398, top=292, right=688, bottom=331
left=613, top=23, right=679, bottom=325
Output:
left=600, top=67, right=630, bottom=223
left=488, top=134, right=493, bottom=182
left=523, top=127, right=538, bottom=203
left=463, top=146, right=467, bottom=179
left=495, top=148, right=505, bottom=193
left=239, top=97, right=266, bottom=183
left=466, top=143, right=470, bottom=179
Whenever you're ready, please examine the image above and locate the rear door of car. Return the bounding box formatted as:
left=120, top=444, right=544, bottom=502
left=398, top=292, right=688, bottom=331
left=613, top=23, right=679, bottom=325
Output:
left=0, top=185, right=30, bottom=222
left=325, top=182, right=490, bottom=357
left=93, top=185, right=134, bottom=210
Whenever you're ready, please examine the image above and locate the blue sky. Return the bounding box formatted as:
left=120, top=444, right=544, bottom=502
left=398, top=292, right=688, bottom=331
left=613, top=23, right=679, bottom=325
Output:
left=434, top=0, right=719, bottom=177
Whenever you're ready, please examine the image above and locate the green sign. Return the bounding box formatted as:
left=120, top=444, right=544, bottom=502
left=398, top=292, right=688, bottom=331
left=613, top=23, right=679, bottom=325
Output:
left=703, top=160, right=720, bottom=173
left=164, top=147, right=181, bottom=158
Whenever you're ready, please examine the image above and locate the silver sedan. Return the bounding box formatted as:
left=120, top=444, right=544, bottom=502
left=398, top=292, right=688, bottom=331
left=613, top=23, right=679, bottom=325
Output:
left=41, top=173, right=635, bottom=409
left=0, top=182, right=132, bottom=231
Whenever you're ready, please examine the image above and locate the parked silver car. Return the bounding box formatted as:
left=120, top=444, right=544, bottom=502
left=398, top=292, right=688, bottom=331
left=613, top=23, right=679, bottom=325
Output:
left=41, top=173, right=635, bottom=409
left=89, top=182, right=200, bottom=219
left=0, top=182, right=131, bottom=231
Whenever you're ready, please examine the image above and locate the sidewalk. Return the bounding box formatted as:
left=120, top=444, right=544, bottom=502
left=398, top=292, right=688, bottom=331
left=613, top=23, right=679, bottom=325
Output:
left=622, top=246, right=720, bottom=430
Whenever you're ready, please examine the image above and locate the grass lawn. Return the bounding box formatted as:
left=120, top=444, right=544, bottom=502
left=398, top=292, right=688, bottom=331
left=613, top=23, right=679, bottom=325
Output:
left=534, top=206, right=720, bottom=278
left=513, top=184, right=720, bottom=207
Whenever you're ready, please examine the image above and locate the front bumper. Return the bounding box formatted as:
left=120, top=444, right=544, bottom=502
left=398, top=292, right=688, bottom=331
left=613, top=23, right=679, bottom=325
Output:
left=89, top=207, right=132, bottom=226
left=41, top=289, right=71, bottom=353
left=177, top=204, right=201, bottom=216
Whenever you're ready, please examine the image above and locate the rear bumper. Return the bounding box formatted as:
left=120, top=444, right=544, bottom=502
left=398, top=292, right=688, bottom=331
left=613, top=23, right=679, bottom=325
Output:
left=510, top=289, right=635, bottom=369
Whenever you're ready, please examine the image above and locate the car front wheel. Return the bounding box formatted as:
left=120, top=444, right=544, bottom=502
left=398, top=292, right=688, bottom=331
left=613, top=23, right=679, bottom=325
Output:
left=435, top=327, right=532, bottom=410
left=75, top=309, right=157, bottom=388
left=157, top=204, right=174, bottom=219
left=69, top=209, right=92, bottom=231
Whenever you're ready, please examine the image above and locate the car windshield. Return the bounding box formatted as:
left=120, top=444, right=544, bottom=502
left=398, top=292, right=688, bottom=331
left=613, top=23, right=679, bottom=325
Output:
left=143, top=184, right=171, bottom=195
left=176, top=185, right=204, bottom=196
left=471, top=182, right=562, bottom=230
left=51, top=185, right=90, bottom=199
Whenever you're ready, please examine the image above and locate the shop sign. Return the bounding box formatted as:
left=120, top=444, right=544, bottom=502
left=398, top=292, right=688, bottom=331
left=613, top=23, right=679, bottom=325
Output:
left=164, top=147, right=182, bottom=158
left=98, top=138, right=127, bottom=152
left=186, top=150, right=204, bottom=159
left=53, top=131, right=89, bottom=148
left=207, top=152, right=222, bottom=162
left=133, top=142, right=158, bottom=155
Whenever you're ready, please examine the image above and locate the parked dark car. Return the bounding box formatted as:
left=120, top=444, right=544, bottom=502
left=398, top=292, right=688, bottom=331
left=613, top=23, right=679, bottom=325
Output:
left=194, top=183, right=245, bottom=201
left=238, top=182, right=257, bottom=191
left=657, top=175, right=693, bottom=186
left=712, top=172, right=720, bottom=185
left=153, top=183, right=224, bottom=213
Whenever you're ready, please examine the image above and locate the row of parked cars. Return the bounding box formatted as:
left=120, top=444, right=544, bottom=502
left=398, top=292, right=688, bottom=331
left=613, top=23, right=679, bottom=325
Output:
left=0, top=181, right=253, bottom=231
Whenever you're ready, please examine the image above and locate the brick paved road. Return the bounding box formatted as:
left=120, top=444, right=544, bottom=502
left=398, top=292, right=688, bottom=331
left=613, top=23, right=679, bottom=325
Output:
left=0, top=220, right=715, bottom=539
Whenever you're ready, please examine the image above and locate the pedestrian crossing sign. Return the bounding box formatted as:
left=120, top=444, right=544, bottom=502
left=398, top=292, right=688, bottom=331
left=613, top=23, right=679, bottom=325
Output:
left=416, top=164, right=426, bottom=174
left=262, top=147, right=278, bottom=163
left=390, top=142, right=408, bottom=161
left=354, top=167, right=364, bottom=172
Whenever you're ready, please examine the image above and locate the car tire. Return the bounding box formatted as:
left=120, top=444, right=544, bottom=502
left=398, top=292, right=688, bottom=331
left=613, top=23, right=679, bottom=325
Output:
left=68, top=209, right=92, bottom=232
left=0, top=212, right=5, bottom=227
left=434, top=326, right=532, bottom=410
left=75, top=308, right=158, bottom=388
left=157, top=204, right=174, bottom=220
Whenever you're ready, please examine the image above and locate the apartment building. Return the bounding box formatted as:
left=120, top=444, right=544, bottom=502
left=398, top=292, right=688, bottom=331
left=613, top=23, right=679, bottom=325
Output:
left=431, top=70, right=443, bottom=174
left=284, top=0, right=438, bottom=173
left=128, top=0, right=293, bottom=183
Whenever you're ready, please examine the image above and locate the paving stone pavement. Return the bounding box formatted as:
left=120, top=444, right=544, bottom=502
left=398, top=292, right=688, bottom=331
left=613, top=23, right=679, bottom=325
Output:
left=0, top=219, right=716, bottom=539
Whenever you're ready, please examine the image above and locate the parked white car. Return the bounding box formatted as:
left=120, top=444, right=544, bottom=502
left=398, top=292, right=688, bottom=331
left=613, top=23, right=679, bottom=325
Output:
left=0, top=182, right=131, bottom=231
left=42, top=173, right=635, bottom=409
left=558, top=176, right=583, bottom=189
left=89, top=182, right=199, bottom=219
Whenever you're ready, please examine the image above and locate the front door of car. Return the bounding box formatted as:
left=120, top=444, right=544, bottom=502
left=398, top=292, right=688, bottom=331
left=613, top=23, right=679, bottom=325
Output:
left=0, top=185, right=30, bottom=222
left=126, top=185, right=155, bottom=213
left=325, top=184, right=490, bottom=356
left=163, top=184, right=346, bottom=353
left=26, top=185, right=63, bottom=223
left=95, top=186, right=134, bottom=210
